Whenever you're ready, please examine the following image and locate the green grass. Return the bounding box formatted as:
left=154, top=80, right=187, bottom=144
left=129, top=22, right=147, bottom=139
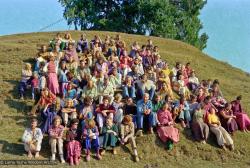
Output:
left=0, top=31, right=250, bottom=168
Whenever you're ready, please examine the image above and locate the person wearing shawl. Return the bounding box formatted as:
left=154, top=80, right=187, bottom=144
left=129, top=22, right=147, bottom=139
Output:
left=157, top=102, right=179, bottom=150
left=231, top=95, right=250, bottom=132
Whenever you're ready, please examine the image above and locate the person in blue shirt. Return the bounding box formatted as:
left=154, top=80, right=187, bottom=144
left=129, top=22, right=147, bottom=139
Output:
left=136, top=93, right=154, bottom=136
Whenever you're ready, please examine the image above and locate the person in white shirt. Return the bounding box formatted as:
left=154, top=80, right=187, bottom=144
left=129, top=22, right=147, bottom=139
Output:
left=188, top=71, right=199, bottom=91
left=135, top=74, right=156, bottom=100
left=22, top=118, right=43, bottom=158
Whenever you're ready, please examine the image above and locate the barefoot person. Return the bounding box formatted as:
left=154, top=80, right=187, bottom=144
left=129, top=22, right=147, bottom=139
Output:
left=22, top=118, right=43, bottom=158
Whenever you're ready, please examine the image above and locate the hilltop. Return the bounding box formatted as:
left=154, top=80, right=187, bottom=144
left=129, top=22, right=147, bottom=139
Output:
left=0, top=31, right=249, bottom=168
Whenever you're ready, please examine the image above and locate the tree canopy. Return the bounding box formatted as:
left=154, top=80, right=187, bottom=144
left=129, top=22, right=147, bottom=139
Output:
left=58, top=0, right=208, bottom=50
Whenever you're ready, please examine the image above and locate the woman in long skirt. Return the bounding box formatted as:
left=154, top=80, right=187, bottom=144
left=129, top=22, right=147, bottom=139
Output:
left=220, top=103, right=238, bottom=134
left=231, top=96, right=250, bottom=132
left=157, top=102, right=179, bottom=150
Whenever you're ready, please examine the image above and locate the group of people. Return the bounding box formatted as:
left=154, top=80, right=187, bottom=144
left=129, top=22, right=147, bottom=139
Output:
left=19, top=32, right=250, bottom=165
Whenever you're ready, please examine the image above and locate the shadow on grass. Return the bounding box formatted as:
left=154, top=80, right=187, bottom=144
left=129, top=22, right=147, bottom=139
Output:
left=0, top=139, right=25, bottom=156
left=4, top=99, right=32, bottom=115
left=2, top=115, right=30, bottom=128
left=0, top=136, right=51, bottom=159
left=182, top=126, right=219, bottom=148
left=3, top=80, right=19, bottom=99
left=120, top=144, right=134, bottom=161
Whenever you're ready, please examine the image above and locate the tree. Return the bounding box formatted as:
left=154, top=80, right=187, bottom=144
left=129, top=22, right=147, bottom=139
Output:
left=58, top=0, right=208, bottom=50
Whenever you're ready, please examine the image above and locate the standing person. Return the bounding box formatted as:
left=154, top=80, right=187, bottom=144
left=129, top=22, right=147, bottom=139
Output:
left=65, top=119, right=81, bottom=166
left=47, top=56, right=59, bottom=95
left=208, top=108, right=234, bottom=150
left=120, top=115, right=139, bottom=162
left=48, top=116, right=65, bottom=163
left=157, top=103, right=179, bottom=150
left=19, top=63, right=33, bottom=99
left=22, top=118, right=43, bottom=158
left=31, top=72, right=40, bottom=101
left=231, top=95, right=250, bottom=132
left=136, top=93, right=154, bottom=136
left=220, top=103, right=238, bottom=134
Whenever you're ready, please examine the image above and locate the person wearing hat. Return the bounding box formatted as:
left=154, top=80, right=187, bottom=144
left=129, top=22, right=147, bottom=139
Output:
left=22, top=118, right=43, bottom=158
left=121, top=115, right=139, bottom=162
left=231, top=95, right=250, bottom=132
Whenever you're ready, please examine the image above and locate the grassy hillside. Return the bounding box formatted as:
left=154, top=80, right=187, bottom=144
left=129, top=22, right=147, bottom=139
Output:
left=0, top=31, right=250, bottom=168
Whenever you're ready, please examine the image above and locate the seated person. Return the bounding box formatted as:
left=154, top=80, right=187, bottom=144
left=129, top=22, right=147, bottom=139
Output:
left=127, top=65, right=142, bottom=82
left=97, top=76, right=114, bottom=104
left=135, top=74, right=156, bottom=100
left=65, top=119, right=81, bottom=166
left=109, top=68, right=122, bottom=89
left=48, top=116, right=65, bottom=163
left=64, top=43, right=78, bottom=62
left=208, top=108, right=234, bottom=151
left=77, top=33, right=88, bottom=53
left=96, top=97, right=116, bottom=131
left=82, top=119, right=102, bottom=161
left=79, top=96, right=94, bottom=131
left=22, top=118, right=43, bottom=158
left=122, top=76, right=136, bottom=99
left=112, top=93, right=124, bottom=125
left=157, top=103, right=179, bottom=150
left=41, top=102, right=58, bottom=134
left=188, top=71, right=199, bottom=92
left=123, top=97, right=137, bottom=126
left=120, top=115, right=139, bottom=162
left=62, top=32, right=75, bottom=49
left=136, top=93, right=154, bottom=136
left=231, top=95, right=250, bottom=132
left=81, top=80, right=98, bottom=102
left=173, top=96, right=191, bottom=128
left=50, top=33, right=64, bottom=51
left=61, top=99, right=77, bottom=126
left=191, top=104, right=209, bottom=143
left=219, top=103, right=238, bottom=134
left=101, top=118, right=118, bottom=155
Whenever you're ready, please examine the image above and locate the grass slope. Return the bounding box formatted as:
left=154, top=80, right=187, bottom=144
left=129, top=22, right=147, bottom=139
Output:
left=0, top=31, right=250, bottom=168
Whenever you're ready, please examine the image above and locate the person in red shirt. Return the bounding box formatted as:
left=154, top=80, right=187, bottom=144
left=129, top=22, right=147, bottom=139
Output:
left=96, top=96, right=115, bottom=132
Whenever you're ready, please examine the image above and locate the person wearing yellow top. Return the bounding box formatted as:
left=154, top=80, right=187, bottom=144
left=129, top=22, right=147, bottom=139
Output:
left=208, top=108, right=234, bottom=151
